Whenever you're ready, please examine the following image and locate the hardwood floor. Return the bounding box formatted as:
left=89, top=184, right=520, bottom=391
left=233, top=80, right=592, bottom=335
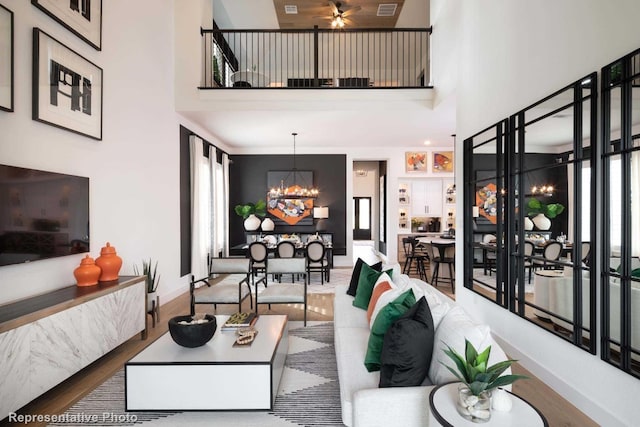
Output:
left=1, top=279, right=596, bottom=427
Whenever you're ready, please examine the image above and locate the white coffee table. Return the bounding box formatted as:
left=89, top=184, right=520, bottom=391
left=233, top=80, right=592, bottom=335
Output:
left=429, top=382, right=548, bottom=427
left=125, top=314, right=288, bottom=411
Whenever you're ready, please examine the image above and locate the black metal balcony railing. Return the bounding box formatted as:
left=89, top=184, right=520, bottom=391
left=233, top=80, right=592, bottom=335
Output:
left=200, top=26, right=432, bottom=89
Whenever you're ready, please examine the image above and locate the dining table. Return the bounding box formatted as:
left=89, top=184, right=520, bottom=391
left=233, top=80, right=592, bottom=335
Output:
left=230, top=240, right=334, bottom=268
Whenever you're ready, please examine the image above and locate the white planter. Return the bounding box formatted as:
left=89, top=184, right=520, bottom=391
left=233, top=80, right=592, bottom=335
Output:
left=261, top=217, right=275, bottom=231
left=243, top=214, right=261, bottom=231
left=147, top=291, right=157, bottom=312
left=523, top=216, right=534, bottom=231
left=532, top=213, right=551, bottom=230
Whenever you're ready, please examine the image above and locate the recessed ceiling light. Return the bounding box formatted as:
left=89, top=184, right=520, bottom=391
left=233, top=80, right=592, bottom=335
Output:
left=424, top=140, right=431, bottom=145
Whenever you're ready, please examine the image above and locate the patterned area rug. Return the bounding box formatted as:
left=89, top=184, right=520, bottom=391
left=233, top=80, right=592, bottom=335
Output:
left=48, top=322, right=343, bottom=427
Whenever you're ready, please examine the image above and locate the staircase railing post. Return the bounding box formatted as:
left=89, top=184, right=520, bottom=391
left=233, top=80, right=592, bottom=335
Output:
left=313, top=25, right=319, bottom=87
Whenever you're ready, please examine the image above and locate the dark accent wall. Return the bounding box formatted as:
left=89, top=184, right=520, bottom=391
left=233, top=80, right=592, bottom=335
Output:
left=229, top=154, right=347, bottom=255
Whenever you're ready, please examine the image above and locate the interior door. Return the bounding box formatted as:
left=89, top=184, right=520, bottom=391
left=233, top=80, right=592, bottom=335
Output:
left=353, top=197, right=372, bottom=240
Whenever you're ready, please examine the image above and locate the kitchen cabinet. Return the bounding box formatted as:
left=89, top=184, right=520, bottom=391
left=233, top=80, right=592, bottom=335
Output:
left=411, top=180, right=443, bottom=217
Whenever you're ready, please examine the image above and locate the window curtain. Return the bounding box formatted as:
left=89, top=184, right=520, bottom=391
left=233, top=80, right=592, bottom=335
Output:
left=210, top=148, right=224, bottom=258
left=190, top=135, right=211, bottom=280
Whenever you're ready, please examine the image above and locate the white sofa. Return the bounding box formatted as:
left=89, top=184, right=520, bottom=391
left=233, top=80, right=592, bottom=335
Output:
left=333, top=271, right=511, bottom=427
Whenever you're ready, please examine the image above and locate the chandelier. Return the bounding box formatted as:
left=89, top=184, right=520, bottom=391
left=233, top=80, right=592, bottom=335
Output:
left=268, top=133, right=319, bottom=199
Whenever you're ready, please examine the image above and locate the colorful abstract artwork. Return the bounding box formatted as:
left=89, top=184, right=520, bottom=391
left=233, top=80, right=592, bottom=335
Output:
left=267, top=194, right=313, bottom=225
left=405, top=152, right=427, bottom=172
left=475, top=182, right=498, bottom=224
left=433, top=151, right=454, bottom=173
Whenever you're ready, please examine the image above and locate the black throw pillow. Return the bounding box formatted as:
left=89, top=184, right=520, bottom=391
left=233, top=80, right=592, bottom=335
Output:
left=347, top=258, right=383, bottom=296
left=379, top=296, right=435, bottom=387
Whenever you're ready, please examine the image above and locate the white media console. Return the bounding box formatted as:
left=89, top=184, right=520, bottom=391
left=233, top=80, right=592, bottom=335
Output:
left=0, top=276, right=146, bottom=419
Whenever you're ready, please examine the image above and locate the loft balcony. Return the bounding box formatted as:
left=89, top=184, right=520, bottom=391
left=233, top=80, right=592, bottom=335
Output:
left=199, top=27, right=432, bottom=90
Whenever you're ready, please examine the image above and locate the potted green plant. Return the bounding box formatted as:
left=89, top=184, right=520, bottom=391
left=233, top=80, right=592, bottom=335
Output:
left=443, top=339, right=527, bottom=423
left=526, top=197, right=565, bottom=230
left=133, top=259, right=160, bottom=312
left=234, top=200, right=267, bottom=231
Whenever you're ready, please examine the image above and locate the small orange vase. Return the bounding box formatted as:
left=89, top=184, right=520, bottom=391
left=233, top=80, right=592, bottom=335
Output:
left=74, top=255, right=101, bottom=287
left=95, top=242, right=123, bottom=282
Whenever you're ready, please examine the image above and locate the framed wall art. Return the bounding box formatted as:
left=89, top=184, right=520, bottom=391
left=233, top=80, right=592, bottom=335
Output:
left=0, top=4, right=13, bottom=112
left=32, top=28, right=103, bottom=140
left=405, top=152, right=427, bottom=172
left=433, top=151, right=454, bottom=173
left=32, top=0, right=102, bottom=50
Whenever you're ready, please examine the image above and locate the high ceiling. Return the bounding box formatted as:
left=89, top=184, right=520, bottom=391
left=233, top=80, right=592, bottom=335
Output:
left=272, top=0, right=405, bottom=29
left=194, top=0, right=454, bottom=151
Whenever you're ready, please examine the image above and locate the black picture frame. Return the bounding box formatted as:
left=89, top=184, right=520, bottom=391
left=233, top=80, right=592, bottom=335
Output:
left=0, top=4, right=14, bottom=112
left=32, top=0, right=102, bottom=50
left=32, top=28, right=103, bottom=140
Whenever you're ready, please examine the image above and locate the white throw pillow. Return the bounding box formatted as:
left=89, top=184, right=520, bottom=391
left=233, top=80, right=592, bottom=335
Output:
left=428, top=306, right=492, bottom=385
left=428, top=301, right=451, bottom=330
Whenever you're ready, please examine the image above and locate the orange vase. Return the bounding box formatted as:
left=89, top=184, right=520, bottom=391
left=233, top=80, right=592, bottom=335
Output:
left=95, top=242, right=123, bottom=282
left=74, top=255, right=102, bottom=287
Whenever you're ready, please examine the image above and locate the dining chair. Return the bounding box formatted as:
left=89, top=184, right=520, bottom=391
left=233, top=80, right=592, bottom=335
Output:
left=276, top=240, right=297, bottom=282
left=248, top=241, right=268, bottom=288
left=524, top=240, right=535, bottom=283
left=533, top=240, right=563, bottom=271
left=483, top=234, right=497, bottom=276
left=306, top=240, right=330, bottom=284
left=581, top=241, right=591, bottom=266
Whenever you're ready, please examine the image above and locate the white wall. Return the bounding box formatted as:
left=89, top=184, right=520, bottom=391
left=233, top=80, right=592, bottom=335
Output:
left=0, top=0, right=227, bottom=305
left=453, top=1, right=640, bottom=426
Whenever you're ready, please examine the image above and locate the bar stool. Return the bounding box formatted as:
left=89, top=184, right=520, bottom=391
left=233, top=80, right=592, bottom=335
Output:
left=430, top=241, right=455, bottom=293
left=402, top=237, right=428, bottom=280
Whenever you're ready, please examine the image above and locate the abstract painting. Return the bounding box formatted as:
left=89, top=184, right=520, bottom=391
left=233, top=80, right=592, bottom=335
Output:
left=433, top=151, right=454, bottom=173
left=32, top=0, right=102, bottom=50
left=32, top=28, right=103, bottom=140
left=405, top=152, right=427, bottom=172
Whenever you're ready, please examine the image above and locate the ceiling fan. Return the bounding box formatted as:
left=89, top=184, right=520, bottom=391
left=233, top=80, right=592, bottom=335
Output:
left=317, top=1, right=362, bottom=28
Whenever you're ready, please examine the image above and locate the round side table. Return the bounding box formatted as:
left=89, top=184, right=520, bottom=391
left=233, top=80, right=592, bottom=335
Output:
left=429, top=382, right=548, bottom=427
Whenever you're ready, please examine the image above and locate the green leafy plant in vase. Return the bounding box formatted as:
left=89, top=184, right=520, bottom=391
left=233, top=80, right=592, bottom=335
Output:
left=443, top=339, right=527, bottom=423
left=526, top=197, right=565, bottom=230
left=234, top=200, right=267, bottom=231
left=133, top=259, right=160, bottom=312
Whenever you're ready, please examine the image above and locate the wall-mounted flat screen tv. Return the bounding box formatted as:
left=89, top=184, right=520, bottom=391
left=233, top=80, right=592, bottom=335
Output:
left=0, top=164, right=89, bottom=267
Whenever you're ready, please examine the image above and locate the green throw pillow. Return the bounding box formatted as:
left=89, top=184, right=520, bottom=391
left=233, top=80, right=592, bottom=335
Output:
left=353, top=263, right=394, bottom=310
left=632, top=268, right=640, bottom=278
left=364, top=289, right=416, bottom=372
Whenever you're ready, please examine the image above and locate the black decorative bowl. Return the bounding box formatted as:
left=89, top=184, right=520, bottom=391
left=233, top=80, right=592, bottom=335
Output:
left=168, top=315, right=217, bottom=348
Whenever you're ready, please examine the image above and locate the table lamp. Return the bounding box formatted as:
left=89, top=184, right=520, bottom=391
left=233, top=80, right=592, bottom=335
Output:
left=314, top=206, right=329, bottom=231
left=472, top=206, right=479, bottom=231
